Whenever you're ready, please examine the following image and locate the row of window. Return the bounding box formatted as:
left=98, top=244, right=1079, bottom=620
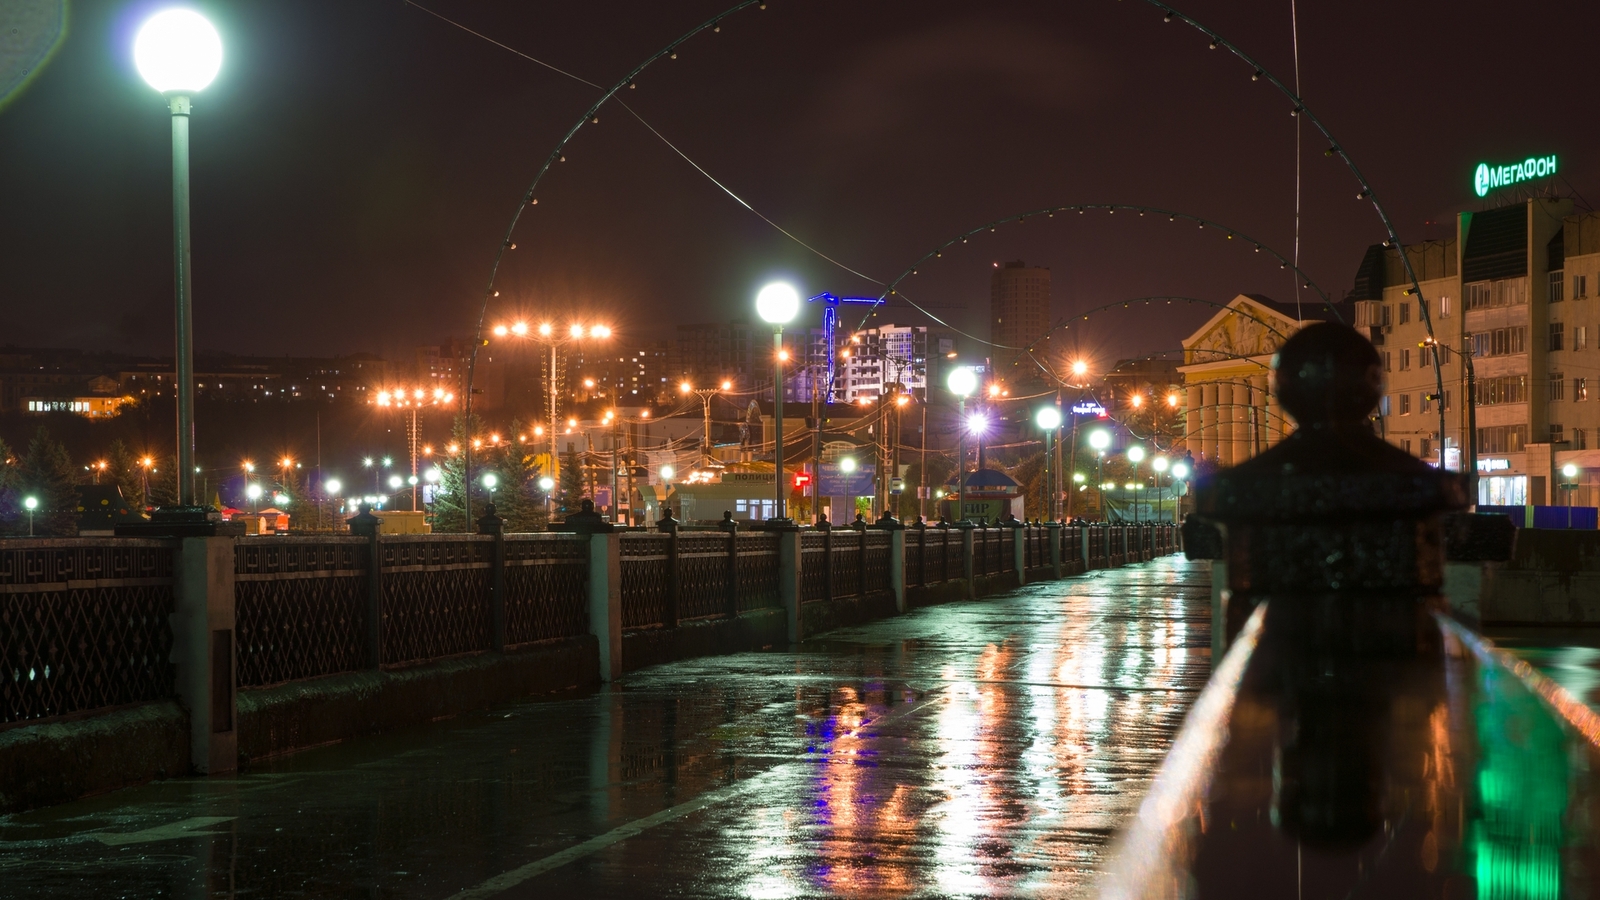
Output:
left=1476, top=375, right=1528, bottom=406
left=1466, top=279, right=1528, bottom=310
left=1549, top=271, right=1591, bottom=303
left=1380, top=391, right=1452, bottom=416
left=1548, top=374, right=1590, bottom=401
left=1549, top=426, right=1590, bottom=448
left=1478, top=425, right=1528, bottom=454
left=1548, top=322, right=1593, bottom=351
left=1472, top=327, right=1526, bottom=358
left=1383, top=347, right=1454, bottom=372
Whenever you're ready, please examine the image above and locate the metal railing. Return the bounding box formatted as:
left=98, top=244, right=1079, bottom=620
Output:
left=1, top=539, right=177, bottom=724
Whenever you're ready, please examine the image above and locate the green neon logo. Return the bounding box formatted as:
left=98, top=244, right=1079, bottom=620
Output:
left=1474, top=155, right=1558, bottom=197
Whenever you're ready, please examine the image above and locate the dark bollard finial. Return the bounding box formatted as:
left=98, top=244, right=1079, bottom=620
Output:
left=718, top=510, right=738, bottom=533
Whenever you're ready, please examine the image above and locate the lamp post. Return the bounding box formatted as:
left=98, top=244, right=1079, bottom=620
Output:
left=681, top=379, right=732, bottom=467
left=23, top=497, right=37, bottom=537
left=1170, top=459, right=1190, bottom=524
left=377, top=387, right=453, bottom=511
left=1035, top=405, right=1063, bottom=522
left=1127, top=445, right=1145, bottom=525
left=1152, top=456, right=1169, bottom=524
left=134, top=9, right=222, bottom=511
left=946, top=367, right=978, bottom=522
left=1088, top=429, right=1111, bottom=520
left=756, top=283, right=800, bottom=525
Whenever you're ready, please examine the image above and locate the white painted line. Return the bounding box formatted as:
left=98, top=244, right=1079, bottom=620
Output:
left=92, top=816, right=236, bottom=846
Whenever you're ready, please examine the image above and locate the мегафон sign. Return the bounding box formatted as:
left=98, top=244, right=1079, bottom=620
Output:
left=1474, top=155, right=1558, bottom=197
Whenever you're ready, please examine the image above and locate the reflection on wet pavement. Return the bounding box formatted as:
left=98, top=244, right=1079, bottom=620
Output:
left=1484, top=626, right=1600, bottom=713
left=0, top=558, right=1209, bottom=899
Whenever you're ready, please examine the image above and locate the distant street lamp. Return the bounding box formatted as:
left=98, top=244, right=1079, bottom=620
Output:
left=23, top=496, right=38, bottom=537
left=1035, top=405, right=1063, bottom=522
left=377, top=386, right=453, bottom=511
left=756, top=282, right=800, bottom=525
left=245, top=482, right=263, bottom=514
left=681, top=379, right=733, bottom=466
left=947, top=366, right=978, bottom=523
left=1152, top=456, right=1169, bottom=523
left=134, top=9, right=222, bottom=512
left=1088, top=428, right=1111, bottom=519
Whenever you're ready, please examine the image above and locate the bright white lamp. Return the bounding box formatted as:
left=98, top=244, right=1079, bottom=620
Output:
left=481, top=473, right=499, bottom=490
left=325, top=478, right=342, bottom=495
left=1035, top=406, right=1062, bottom=431
left=839, top=457, right=857, bottom=473
left=134, top=9, right=223, bottom=94
left=1152, top=457, right=1170, bottom=473
left=1088, top=429, right=1112, bottom=451
left=1127, top=446, right=1146, bottom=464
left=946, top=367, right=978, bottom=398
left=755, top=282, right=801, bottom=324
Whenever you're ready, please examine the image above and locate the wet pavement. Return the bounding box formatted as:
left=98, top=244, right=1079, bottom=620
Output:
left=0, top=557, right=1209, bottom=899
left=1485, top=625, right=1600, bottom=712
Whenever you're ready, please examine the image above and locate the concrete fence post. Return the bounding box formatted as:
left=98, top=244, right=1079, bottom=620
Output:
left=478, top=504, right=507, bottom=652
left=589, top=531, right=622, bottom=681
left=777, top=528, right=802, bottom=642
left=348, top=507, right=384, bottom=667
left=1082, top=526, right=1092, bottom=570
left=890, top=528, right=906, bottom=612
left=171, top=536, right=237, bottom=775
left=1046, top=523, right=1062, bottom=579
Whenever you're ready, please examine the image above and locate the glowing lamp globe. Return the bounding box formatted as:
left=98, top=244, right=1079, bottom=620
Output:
left=538, top=476, right=555, bottom=491
left=325, top=479, right=342, bottom=495
left=839, top=457, right=857, bottom=473
left=1563, top=463, right=1579, bottom=478
left=1035, top=406, right=1062, bottom=431
left=388, top=475, right=403, bottom=490
left=659, top=465, right=675, bottom=481
left=1088, top=429, right=1112, bottom=451
left=245, top=484, right=262, bottom=500
left=946, top=366, right=978, bottom=398
left=1127, top=446, right=1146, bottom=464
left=755, top=282, right=801, bottom=324
left=24, top=497, right=38, bottom=510
left=481, top=473, right=499, bottom=490
left=134, top=9, right=222, bottom=94
left=1152, top=457, right=1169, bottom=473
left=1172, top=462, right=1191, bottom=480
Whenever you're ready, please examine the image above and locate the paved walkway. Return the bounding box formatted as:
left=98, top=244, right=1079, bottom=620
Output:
left=0, top=557, right=1210, bottom=899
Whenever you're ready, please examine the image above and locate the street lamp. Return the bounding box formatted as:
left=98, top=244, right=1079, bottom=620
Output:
left=1035, top=405, right=1063, bottom=522
left=377, top=386, right=453, bottom=511
left=245, top=482, right=263, bottom=513
left=1088, top=429, right=1111, bottom=519
left=1152, top=456, right=1169, bottom=524
left=681, top=379, right=733, bottom=466
left=1127, top=445, right=1145, bottom=525
left=23, top=496, right=38, bottom=537
left=947, top=366, right=978, bottom=523
left=134, top=9, right=222, bottom=513
left=756, top=282, right=800, bottom=525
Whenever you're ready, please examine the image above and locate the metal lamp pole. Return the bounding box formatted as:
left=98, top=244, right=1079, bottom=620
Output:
left=756, top=283, right=800, bottom=524
left=947, top=367, right=977, bottom=523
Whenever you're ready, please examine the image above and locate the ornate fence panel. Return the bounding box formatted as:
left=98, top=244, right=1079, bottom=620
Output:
left=864, top=531, right=892, bottom=594
left=504, top=534, right=589, bottom=644
left=619, top=533, right=671, bottom=630
left=800, top=531, right=829, bottom=603
left=941, top=529, right=959, bottom=582
left=1, top=539, right=176, bottom=724
left=1089, top=527, right=1106, bottom=566
left=234, top=537, right=367, bottom=687
left=677, top=533, right=732, bottom=620
left=1063, top=525, right=1080, bottom=564
left=999, top=528, right=1015, bottom=574
left=734, top=532, right=781, bottom=612
left=906, top=529, right=927, bottom=588
left=379, top=536, right=494, bottom=666
left=831, top=532, right=864, bottom=599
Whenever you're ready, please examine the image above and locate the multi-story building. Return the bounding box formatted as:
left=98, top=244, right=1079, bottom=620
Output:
left=990, top=260, right=1051, bottom=378
left=673, top=322, right=756, bottom=389
left=1348, top=197, right=1600, bottom=505
left=835, top=325, right=955, bottom=403
left=571, top=340, right=674, bottom=406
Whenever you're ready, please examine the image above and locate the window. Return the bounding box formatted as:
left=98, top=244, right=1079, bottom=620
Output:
left=1551, top=424, right=1565, bottom=444
left=1399, top=302, right=1411, bottom=324
left=1402, top=439, right=1413, bottom=454
left=1576, top=274, right=1589, bottom=299
left=1579, top=429, right=1589, bottom=450
left=1472, top=327, right=1527, bottom=358
left=1551, top=322, right=1565, bottom=351
left=1551, top=373, right=1565, bottom=401
left=1465, top=278, right=1528, bottom=309
left=1440, top=295, right=1453, bottom=317
left=1399, top=393, right=1412, bottom=415
left=1478, top=425, right=1529, bottom=453
left=1420, top=437, right=1432, bottom=460
left=1551, top=270, right=1566, bottom=302
left=1578, top=377, right=1589, bottom=401
left=1384, top=351, right=1392, bottom=372
left=1475, top=375, right=1529, bottom=406
left=1400, top=348, right=1411, bottom=370
left=1421, top=393, right=1432, bottom=414
left=1442, top=390, right=1451, bottom=410
left=1380, top=395, right=1391, bottom=416
left=1579, top=326, right=1591, bottom=352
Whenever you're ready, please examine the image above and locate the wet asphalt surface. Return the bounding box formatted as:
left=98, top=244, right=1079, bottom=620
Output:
left=0, top=557, right=1209, bottom=899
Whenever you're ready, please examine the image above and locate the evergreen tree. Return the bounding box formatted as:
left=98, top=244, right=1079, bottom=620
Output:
left=105, top=440, right=144, bottom=506
left=15, top=428, right=79, bottom=536
left=148, top=456, right=180, bottom=509
left=557, top=450, right=583, bottom=517
left=0, top=438, right=18, bottom=533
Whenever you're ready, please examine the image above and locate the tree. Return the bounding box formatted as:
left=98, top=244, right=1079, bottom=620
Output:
left=14, top=428, right=79, bottom=536
left=0, top=438, right=18, bottom=533
left=558, top=450, right=582, bottom=517
left=106, top=440, right=144, bottom=507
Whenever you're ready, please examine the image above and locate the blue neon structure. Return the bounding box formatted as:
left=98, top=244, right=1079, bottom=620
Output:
left=807, top=292, right=883, bottom=404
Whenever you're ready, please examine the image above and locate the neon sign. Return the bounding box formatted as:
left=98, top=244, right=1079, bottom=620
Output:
left=1474, top=155, right=1557, bottom=197
left=1071, top=402, right=1107, bottom=417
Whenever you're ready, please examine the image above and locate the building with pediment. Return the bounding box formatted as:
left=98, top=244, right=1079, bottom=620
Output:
left=1178, top=294, right=1345, bottom=467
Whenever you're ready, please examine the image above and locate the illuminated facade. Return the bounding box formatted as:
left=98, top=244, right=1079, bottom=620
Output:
left=989, top=260, right=1050, bottom=378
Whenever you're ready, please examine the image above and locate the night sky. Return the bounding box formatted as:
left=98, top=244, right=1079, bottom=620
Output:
left=4, top=0, right=1599, bottom=371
